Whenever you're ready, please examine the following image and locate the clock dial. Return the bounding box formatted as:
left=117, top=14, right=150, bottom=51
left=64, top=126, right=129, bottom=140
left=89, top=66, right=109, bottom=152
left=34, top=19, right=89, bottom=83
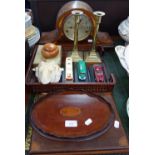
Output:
left=63, top=14, right=92, bottom=41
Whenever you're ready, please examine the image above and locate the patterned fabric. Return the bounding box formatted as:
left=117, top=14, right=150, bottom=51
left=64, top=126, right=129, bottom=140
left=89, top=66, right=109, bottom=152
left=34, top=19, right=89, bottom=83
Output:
left=25, top=126, right=32, bottom=151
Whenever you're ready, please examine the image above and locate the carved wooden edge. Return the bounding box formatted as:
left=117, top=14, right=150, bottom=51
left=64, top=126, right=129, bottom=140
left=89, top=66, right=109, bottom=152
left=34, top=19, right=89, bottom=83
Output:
left=29, top=89, right=115, bottom=141
left=25, top=44, right=116, bottom=93
left=29, top=148, right=129, bottom=155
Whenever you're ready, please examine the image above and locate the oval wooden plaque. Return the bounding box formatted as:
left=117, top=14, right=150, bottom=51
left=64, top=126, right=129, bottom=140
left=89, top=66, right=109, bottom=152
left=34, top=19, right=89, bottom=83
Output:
left=30, top=90, right=115, bottom=141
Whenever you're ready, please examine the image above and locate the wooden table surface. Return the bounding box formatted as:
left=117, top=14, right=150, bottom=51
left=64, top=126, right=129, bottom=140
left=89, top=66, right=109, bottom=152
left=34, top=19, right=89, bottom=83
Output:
left=28, top=92, right=128, bottom=155
left=25, top=32, right=129, bottom=155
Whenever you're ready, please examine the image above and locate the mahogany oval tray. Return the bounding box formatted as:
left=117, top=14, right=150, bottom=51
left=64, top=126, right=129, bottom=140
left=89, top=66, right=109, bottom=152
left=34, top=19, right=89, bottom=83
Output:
left=30, top=90, right=115, bottom=141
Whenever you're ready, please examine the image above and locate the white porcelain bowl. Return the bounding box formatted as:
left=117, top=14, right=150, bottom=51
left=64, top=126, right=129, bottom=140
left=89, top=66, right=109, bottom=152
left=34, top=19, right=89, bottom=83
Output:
left=25, top=13, right=32, bottom=29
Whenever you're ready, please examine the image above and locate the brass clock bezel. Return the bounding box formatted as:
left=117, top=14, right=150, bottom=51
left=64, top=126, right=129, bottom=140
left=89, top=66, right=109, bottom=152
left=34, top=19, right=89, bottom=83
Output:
left=63, top=12, right=93, bottom=41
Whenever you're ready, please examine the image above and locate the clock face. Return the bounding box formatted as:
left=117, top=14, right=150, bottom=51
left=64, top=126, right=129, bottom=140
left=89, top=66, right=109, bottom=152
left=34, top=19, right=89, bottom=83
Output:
left=63, top=14, right=92, bottom=41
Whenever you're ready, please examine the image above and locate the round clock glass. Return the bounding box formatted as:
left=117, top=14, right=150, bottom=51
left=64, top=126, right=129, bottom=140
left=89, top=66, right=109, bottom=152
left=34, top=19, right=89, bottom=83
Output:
left=56, top=1, right=96, bottom=42
left=63, top=14, right=92, bottom=41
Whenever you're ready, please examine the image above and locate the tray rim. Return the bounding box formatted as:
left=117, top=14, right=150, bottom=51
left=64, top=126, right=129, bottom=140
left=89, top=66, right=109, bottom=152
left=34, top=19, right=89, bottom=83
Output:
left=30, top=89, right=115, bottom=141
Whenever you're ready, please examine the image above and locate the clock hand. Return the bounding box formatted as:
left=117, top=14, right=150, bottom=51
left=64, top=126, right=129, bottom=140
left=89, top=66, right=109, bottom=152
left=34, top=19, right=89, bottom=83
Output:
left=79, top=19, right=82, bottom=24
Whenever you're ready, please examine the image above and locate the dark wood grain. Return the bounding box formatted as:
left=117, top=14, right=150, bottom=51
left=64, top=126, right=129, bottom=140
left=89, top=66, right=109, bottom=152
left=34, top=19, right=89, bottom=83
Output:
left=30, top=90, right=115, bottom=141
left=29, top=92, right=129, bottom=155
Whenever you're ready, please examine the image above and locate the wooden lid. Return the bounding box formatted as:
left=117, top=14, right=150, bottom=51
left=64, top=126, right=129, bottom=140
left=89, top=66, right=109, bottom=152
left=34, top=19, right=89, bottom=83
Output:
left=30, top=90, right=115, bottom=141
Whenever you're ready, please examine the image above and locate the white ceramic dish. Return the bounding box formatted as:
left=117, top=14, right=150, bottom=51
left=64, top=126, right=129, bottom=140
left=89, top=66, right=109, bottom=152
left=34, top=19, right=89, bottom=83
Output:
left=115, top=45, right=129, bottom=117
left=28, top=28, right=40, bottom=47
left=115, top=45, right=129, bottom=73
left=25, top=13, right=32, bottom=29
left=126, top=99, right=129, bottom=116
left=118, top=17, right=129, bottom=42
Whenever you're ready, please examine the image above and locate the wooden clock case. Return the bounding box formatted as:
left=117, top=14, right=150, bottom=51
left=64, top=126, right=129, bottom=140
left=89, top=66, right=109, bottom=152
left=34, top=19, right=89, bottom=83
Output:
left=32, top=0, right=114, bottom=47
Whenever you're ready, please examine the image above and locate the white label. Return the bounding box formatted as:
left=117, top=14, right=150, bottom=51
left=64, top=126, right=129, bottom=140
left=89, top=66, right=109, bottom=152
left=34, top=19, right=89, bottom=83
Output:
left=88, top=39, right=93, bottom=43
left=65, top=120, right=78, bottom=127
left=85, top=118, right=93, bottom=126
left=114, top=120, right=120, bottom=128
left=65, top=57, right=73, bottom=80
